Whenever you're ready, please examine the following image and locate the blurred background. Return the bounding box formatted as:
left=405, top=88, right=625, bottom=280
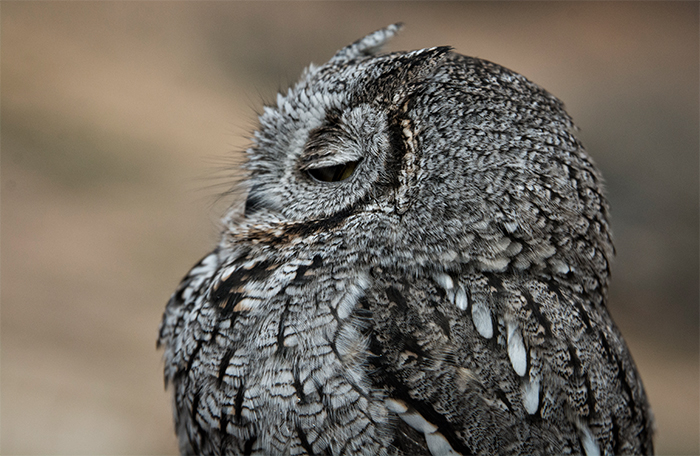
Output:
left=2, top=2, right=697, bottom=454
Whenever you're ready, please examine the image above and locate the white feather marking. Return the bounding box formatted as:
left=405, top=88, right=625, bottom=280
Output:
left=385, top=398, right=408, bottom=414
left=504, top=221, right=519, bottom=233
left=276, top=92, right=285, bottom=108
left=241, top=259, right=261, bottom=270
left=262, top=105, right=276, bottom=117
left=283, top=335, right=298, bottom=347
left=578, top=423, right=601, bottom=456
left=434, top=273, right=454, bottom=291
left=550, top=259, right=571, bottom=274
left=491, top=236, right=512, bottom=254
left=507, top=320, right=527, bottom=376
left=281, top=263, right=298, bottom=274
left=336, top=288, right=361, bottom=319
left=425, top=431, right=461, bottom=456
left=390, top=399, right=461, bottom=456
left=455, top=286, right=468, bottom=311
left=477, top=256, right=510, bottom=272
left=192, top=253, right=219, bottom=276
left=218, top=319, right=231, bottom=329
left=299, top=89, right=309, bottom=106
left=471, top=300, right=493, bottom=339
left=302, top=379, right=316, bottom=396
left=334, top=275, right=368, bottom=319
left=398, top=411, right=438, bottom=434
left=522, top=376, right=540, bottom=414
left=283, top=100, right=293, bottom=116
left=233, top=298, right=258, bottom=312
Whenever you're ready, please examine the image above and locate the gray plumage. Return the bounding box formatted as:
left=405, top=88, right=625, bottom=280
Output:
left=158, top=24, right=654, bottom=455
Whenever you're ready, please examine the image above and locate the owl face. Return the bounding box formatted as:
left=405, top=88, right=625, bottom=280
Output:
left=245, top=102, right=393, bottom=222
left=242, top=40, right=449, bottom=223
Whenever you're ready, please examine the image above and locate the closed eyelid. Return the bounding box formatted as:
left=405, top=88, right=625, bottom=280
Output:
left=306, top=159, right=362, bottom=183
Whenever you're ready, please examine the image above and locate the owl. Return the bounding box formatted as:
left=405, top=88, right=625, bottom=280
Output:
left=158, top=24, right=654, bottom=455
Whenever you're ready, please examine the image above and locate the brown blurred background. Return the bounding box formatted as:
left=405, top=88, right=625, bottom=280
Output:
left=2, top=2, right=697, bottom=454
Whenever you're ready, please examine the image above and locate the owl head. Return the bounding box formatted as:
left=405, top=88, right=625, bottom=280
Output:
left=232, top=24, right=613, bottom=300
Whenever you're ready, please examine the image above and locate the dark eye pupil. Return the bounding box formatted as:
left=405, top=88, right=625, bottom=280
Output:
left=308, top=160, right=360, bottom=182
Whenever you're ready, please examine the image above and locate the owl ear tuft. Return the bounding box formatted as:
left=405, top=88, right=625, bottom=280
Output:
left=330, top=23, right=404, bottom=64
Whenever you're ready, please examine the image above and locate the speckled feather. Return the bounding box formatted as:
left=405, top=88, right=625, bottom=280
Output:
left=158, top=24, right=654, bottom=455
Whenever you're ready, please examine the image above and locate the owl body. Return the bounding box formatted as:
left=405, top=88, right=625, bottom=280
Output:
left=159, top=25, right=653, bottom=455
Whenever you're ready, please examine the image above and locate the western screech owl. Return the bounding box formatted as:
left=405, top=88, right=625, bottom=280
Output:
left=158, top=24, right=654, bottom=455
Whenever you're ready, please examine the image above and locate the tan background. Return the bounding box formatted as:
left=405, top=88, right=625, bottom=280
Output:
left=2, top=2, right=698, bottom=454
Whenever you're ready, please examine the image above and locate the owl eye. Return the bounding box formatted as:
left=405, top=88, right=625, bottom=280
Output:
left=307, top=160, right=361, bottom=183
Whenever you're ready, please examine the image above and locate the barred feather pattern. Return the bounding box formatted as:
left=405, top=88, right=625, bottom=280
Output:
left=158, top=24, right=654, bottom=455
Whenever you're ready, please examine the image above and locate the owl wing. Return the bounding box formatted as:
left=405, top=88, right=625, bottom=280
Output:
left=362, top=266, right=653, bottom=455
left=158, top=250, right=249, bottom=455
